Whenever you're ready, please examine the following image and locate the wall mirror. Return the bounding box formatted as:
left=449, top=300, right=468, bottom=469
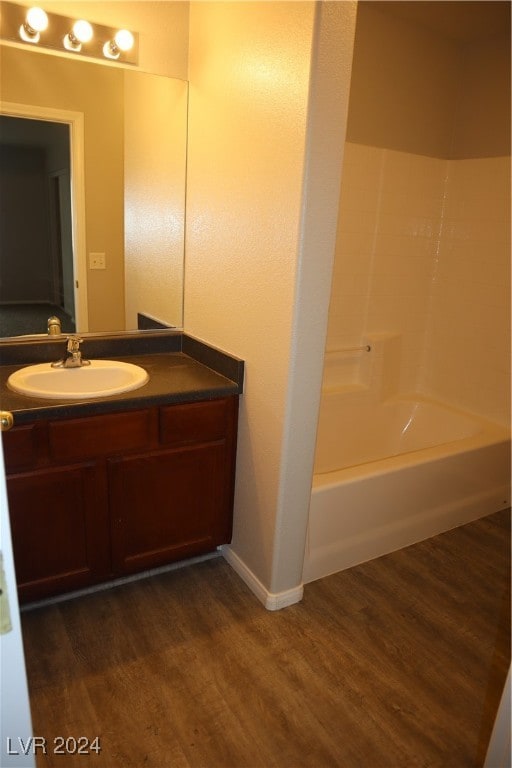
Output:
left=0, top=42, right=187, bottom=339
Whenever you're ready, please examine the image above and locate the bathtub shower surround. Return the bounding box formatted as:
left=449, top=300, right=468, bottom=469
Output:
left=307, top=2, right=511, bottom=585
left=422, top=155, right=511, bottom=425
left=304, top=411, right=510, bottom=584
left=303, top=337, right=511, bottom=583
left=326, top=142, right=510, bottom=426
left=326, top=144, right=448, bottom=399
left=322, top=331, right=401, bottom=396
left=309, top=146, right=511, bottom=582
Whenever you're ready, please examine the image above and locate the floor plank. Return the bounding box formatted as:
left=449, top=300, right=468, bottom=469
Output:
left=21, top=509, right=510, bottom=767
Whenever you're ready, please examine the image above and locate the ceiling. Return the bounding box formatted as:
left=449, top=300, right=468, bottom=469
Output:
left=364, top=1, right=511, bottom=42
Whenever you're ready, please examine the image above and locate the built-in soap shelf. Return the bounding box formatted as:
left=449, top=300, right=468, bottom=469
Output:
left=322, top=333, right=402, bottom=400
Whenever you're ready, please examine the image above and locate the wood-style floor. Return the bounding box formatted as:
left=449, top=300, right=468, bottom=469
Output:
left=21, top=509, right=510, bottom=768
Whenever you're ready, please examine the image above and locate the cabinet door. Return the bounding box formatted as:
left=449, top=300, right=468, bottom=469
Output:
left=7, top=462, right=110, bottom=602
left=109, top=441, right=232, bottom=575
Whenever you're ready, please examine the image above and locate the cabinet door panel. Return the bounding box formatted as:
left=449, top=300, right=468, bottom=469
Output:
left=109, top=442, right=231, bottom=574
left=7, top=463, right=110, bottom=602
left=2, top=423, right=40, bottom=472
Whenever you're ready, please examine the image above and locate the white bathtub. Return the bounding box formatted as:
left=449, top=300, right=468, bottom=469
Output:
left=303, top=393, right=511, bottom=584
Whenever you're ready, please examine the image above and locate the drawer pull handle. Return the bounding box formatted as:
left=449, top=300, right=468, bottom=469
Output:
left=0, top=412, right=14, bottom=432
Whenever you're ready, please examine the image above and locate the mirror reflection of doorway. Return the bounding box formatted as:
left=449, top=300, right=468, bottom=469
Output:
left=0, top=115, right=76, bottom=337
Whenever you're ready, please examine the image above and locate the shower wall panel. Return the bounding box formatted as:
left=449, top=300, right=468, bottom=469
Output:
left=328, top=145, right=510, bottom=424
left=422, top=155, right=511, bottom=425
left=326, top=142, right=446, bottom=393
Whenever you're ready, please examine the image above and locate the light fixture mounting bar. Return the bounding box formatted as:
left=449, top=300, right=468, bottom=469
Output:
left=0, top=1, right=139, bottom=65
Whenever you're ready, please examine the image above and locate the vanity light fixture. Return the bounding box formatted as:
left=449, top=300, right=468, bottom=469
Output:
left=102, top=29, right=134, bottom=60
left=18, top=6, right=48, bottom=44
left=63, top=19, right=93, bottom=52
left=1, top=1, right=139, bottom=65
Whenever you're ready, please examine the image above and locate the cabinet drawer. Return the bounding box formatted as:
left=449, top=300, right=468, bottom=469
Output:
left=49, top=410, right=155, bottom=462
left=2, top=424, right=39, bottom=472
left=160, top=398, right=231, bottom=445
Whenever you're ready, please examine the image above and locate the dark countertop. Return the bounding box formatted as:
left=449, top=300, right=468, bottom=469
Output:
left=0, top=333, right=244, bottom=426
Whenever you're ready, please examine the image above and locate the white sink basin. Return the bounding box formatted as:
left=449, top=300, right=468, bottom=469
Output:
left=7, top=360, right=149, bottom=400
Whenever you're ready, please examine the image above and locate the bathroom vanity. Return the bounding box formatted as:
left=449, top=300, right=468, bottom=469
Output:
left=0, top=333, right=243, bottom=603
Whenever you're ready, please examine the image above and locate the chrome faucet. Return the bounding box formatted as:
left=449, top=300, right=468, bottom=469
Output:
left=47, top=316, right=62, bottom=335
left=52, top=335, right=91, bottom=369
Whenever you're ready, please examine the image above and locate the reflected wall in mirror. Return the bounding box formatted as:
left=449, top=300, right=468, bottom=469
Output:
left=0, top=114, right=77, bottom=335
left=0, top=43, right=187, bottom=338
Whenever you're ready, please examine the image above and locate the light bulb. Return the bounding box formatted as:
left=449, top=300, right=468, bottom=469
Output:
left=19, top=6, right=48, bottom=43
left=26, top=7, right=48, bottom=32
left=73, top=20, right=93, bottom=43
left=103, top=28, right=134, bottom=59
left=64, top=19, right=93, bottom=51
left=114, top=29, right=134, bottom=51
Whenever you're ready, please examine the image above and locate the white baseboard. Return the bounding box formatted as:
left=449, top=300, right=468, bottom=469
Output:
left=220, top=545, right=303, bottom=611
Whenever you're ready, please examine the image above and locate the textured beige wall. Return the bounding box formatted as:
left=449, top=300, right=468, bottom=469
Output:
left=346, top=2, right=460, bottom=158
left=186, top=1, right=357, bottom=596
left=346, top=2, right=511, bottom=159
left=452, top=34, right=511, bottom=159
left=124, top=71, right=187, bottom=329
left=186, top=1, right=316, bottom=592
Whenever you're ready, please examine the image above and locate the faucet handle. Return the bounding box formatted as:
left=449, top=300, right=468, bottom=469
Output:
left=47, top=316, right=62, bottom=335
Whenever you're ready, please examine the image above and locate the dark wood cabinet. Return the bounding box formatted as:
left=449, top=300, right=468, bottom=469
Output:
left=2, top=396, right=238, bottom=603
left=109, top=397, right=238, bottom=575
left=7, top=461, right=110, bottom=599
